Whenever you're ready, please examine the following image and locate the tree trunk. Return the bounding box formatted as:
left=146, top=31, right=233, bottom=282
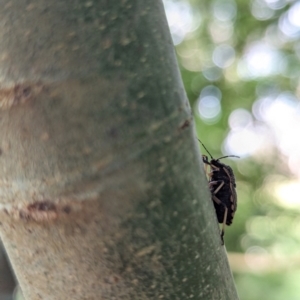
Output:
left=0, top=0, right=239, bottom=299
left=0, top=242, right=15, bottom=300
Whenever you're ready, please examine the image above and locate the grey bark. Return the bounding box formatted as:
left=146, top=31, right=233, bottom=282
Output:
left=0, top=0, right=239, bottom=299
left=0, top=242, right=15, bottom=300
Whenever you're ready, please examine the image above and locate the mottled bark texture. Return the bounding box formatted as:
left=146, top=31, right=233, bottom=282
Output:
left=0, top=0, right=239, bottom=299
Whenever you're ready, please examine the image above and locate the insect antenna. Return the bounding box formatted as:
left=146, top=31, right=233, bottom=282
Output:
left=197, top=139, right=213, bottom=159
left=217, top=155, right=240, bottom=160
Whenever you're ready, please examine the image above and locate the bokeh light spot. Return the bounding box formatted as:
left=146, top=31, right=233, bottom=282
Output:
left=213, top=0, right=237, bottom=22
left=202, top=66, right=222, bottom=82
left=163, top=0, right=200, bottom=45
left=213, top=44, right=235, bottom=68
left=275, top=181, right=300, bottom=210
left=251, top=0, right=275, bottom=20
left=229, top=109, right=252, bottom=130
left=238, top=42, right=284, bottom=78
left=225, top=109, right=269, bottom=157
left=279, top=2, right=300, bottom=39
left=197, top=85, right=222, bottom=123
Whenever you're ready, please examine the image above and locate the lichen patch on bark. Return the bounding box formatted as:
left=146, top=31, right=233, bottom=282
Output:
left=0, top=83, right=45, bottom=110
left=1, top=200, right=80, bottom=222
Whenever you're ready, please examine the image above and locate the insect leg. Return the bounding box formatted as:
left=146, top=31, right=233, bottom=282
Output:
left=202, top=155, right=210, bottom=165
left=212, top=194, right=227, bottom=245
left=212, top=194, right=222, bottom=205
left=210, top=164, right=220, bottom=171
left=209, top=180, right=224, bottom=194
left=202, top=155, right=211, bottom=180
left=220, top=206, right=228, bottom=245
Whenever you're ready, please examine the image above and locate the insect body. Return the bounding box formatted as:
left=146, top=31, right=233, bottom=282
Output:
left=199, top=139, right=239, bottom=245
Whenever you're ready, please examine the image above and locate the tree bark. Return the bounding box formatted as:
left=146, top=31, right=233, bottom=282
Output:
left=0, top=242, right=15, bottom=300
left=0, top=0, right=239, bottom=299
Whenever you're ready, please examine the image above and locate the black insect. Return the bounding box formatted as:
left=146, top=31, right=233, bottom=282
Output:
left=198, top=139, right=239, bottom=245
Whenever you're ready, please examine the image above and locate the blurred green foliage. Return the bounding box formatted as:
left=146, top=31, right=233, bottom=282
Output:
left=164, top=0, right=300, bottom=299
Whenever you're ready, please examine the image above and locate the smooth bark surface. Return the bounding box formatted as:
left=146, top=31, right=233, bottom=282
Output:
left=0, top=0, right=239, bottom=299
left=0, top=242, right=14, bottom=300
